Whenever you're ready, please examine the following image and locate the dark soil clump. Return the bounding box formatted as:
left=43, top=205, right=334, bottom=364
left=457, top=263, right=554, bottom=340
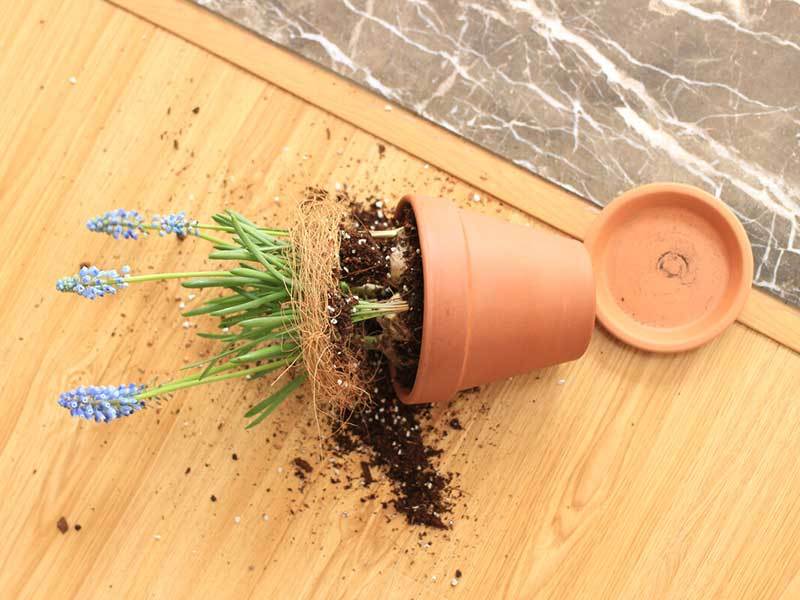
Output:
left=293, top=457, right=313, bottom=478
left=339, top=231, right=390, bottom=288
left=330, top=357, right=452, bottom=529
left=349, top=198, right=395, bottom=232
left=392, top=204, right=423, bottom=390
left=57, top=517, right=68, bottom=534
left=340, top=198, right=396, bottom=288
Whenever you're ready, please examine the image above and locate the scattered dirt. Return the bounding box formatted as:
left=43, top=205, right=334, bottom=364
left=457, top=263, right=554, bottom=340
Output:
left=57, top=517, right=68, bottom=534
left=323, top=195, right=450, bottom=528
left=167, top=189, right=451, bottom=530
left=329, top=356, right=453, bottom=528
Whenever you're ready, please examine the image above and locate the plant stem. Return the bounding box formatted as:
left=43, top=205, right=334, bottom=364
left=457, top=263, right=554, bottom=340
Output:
left=197, top=232, right=236, bottom=247
left=135, top=357, right=296, bottom=400
left=352, top=298, right=409, bottom=322
left=368, top=227, right=404, bottom=239
left=125, top=271, right=236, bottom=283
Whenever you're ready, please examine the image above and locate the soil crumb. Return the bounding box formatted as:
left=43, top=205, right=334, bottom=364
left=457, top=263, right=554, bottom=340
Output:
left=57, top=517, right=68, bottom=534
left=293, top=457, right=313, bottom=479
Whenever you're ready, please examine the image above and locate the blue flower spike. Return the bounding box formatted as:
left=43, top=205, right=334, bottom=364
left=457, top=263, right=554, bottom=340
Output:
left=58, top=384, right=146, bottom=423
left=87, top=209, right=146, bottom=240
left=56, top=265, right=130, bottom=300
left=151, top=212, right=199, bottom=238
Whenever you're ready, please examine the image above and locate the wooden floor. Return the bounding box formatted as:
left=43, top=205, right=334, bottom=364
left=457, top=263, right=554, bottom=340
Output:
left=1, top=1, right=799, bottom=598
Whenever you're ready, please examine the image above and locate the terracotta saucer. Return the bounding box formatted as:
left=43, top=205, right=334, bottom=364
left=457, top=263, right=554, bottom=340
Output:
left=584, top=183, right=753, bottom=353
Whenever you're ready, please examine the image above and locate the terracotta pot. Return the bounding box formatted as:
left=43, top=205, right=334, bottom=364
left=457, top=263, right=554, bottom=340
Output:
left=584, top=183, right=753, bottom=352
left=393, top=195, right=595, bottom=405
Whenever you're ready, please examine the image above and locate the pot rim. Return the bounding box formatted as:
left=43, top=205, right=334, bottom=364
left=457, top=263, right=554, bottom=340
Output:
left=390, top=195, right=470, bottom=404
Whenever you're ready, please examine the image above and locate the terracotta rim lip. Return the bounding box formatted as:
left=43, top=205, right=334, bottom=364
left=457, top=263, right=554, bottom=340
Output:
left=585, top=182, right=754, bottom=353
left=390, top=195, right=465, bottom=404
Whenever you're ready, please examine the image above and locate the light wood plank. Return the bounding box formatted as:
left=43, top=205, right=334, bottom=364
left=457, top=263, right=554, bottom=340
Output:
left=1, top=2, right=799, bottom=599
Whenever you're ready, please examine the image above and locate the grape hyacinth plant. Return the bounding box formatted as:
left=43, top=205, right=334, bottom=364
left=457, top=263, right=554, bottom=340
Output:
left=56, top=208, right=408, bottom=428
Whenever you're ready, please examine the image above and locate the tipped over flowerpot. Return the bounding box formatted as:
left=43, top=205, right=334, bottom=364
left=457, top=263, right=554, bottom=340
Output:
left=391, top=195, right=596, bottom=405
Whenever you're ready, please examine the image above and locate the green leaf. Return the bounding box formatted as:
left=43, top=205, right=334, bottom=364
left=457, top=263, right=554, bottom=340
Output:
left=209, top=290, right=289, bottom=316
left=229, top=267, right=283, bottom=285
left=231, top=342, right=299, bottom=364
left=208, top=248, right=256, bottom=261
left=237, top=313, right=294, bottom=330
left=182, top=295, right=248, bottom=317
left=228, top=212, right=293, bottom=285
left=197, top=331, right=238, bottom=340
left=244, top=373, right=307, bottom=428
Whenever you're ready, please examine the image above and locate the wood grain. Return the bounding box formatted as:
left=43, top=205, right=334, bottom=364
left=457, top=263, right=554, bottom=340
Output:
left=1, top=2, right=799, bottom=599
left=106, top=0, right=800, bottom=354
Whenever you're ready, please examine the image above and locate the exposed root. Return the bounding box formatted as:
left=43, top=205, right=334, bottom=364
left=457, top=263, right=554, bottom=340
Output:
left=290, top=188, right=366, bottom=416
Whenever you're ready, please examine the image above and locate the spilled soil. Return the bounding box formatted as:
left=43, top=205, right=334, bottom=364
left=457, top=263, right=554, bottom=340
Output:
left=299, top=190, right=454, bottom=528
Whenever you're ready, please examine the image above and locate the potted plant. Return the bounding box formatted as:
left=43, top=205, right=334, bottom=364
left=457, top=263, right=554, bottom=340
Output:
left=55, top=192, right=594, bottom=426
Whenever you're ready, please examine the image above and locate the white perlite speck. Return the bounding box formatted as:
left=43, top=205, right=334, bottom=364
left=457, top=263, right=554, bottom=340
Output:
left=68, top=76, right=77, bottom=85
left=384, top=104, right=393, bottom=111
left=472, top=193, right=481, bottom=202
left=451, top=578, right=459, bottom=587
left=557, top=378, right=566, bottom=385
left=234, top=516, right=241, bottom=524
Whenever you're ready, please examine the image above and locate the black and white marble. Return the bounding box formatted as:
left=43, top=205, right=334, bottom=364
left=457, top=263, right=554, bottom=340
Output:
left=195, top=0, right=800, bottom=307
